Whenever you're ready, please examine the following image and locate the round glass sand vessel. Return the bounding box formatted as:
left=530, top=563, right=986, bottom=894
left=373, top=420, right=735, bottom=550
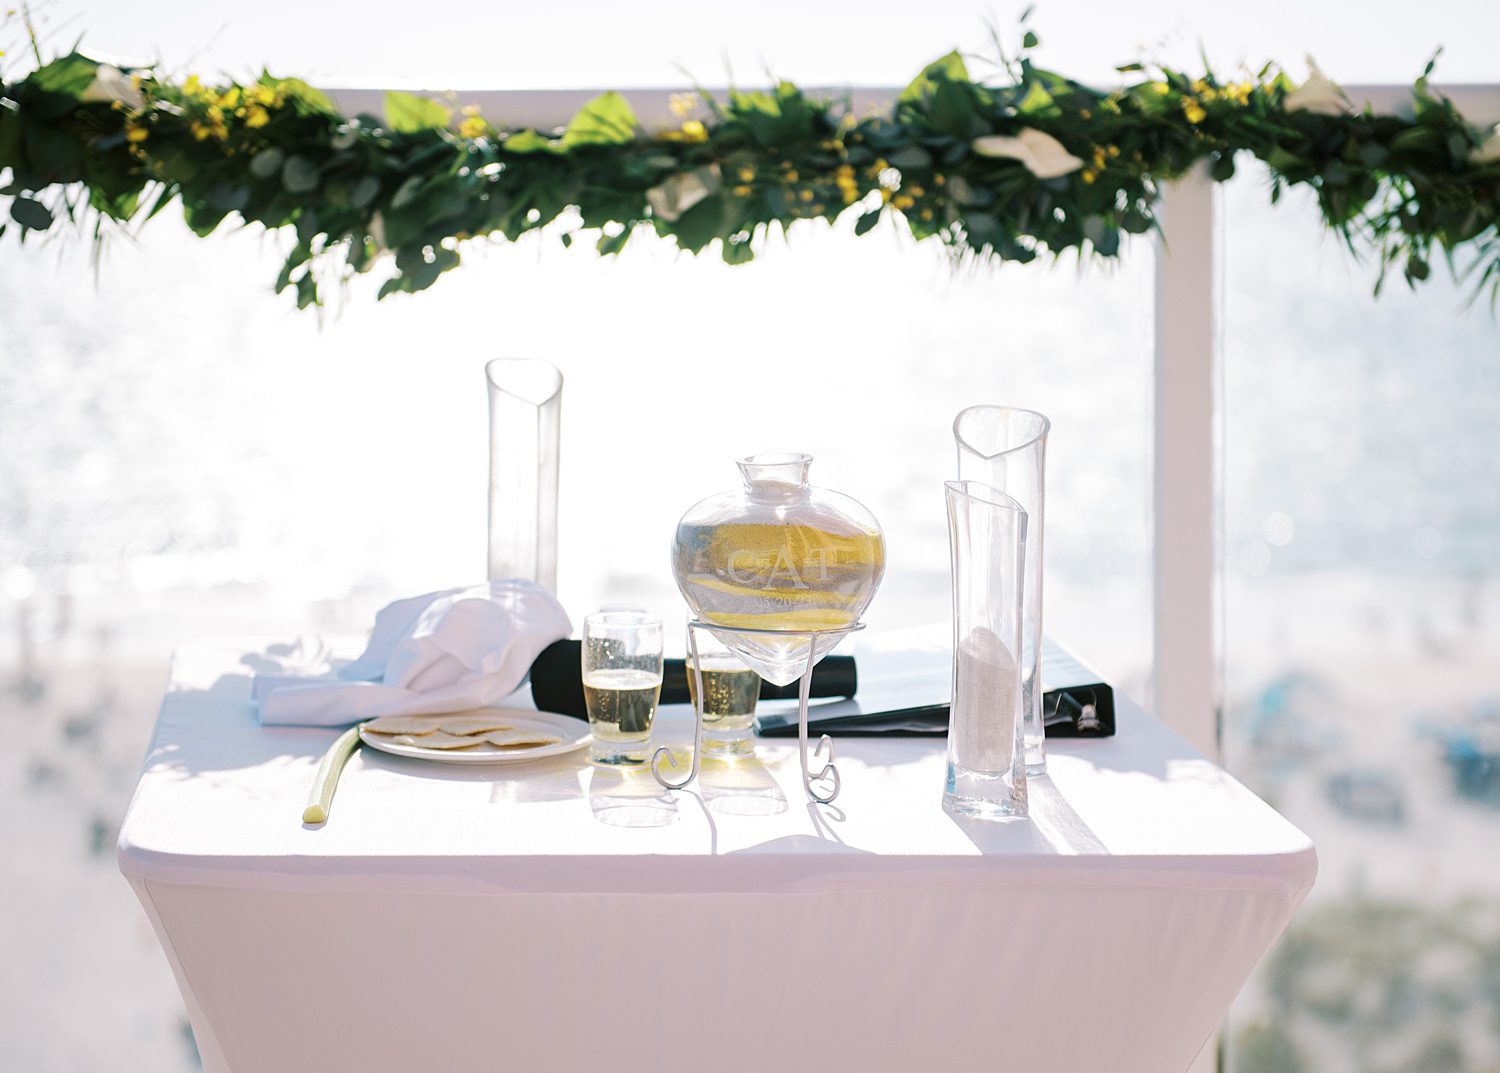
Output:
left=670, top=454, right=886, bottom=686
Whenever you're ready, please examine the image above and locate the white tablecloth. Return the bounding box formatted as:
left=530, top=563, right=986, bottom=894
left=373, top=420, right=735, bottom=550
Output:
left=119, top=640, right=1316, bottom=1073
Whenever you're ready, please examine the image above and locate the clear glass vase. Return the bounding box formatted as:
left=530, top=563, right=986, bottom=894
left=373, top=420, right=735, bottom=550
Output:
left=943, top=480, right=1028, bottom=819
left=670, top=453, right=885, bottom=686
left=953, top=406, right=1050, bottom=774
left=486, top=358, right=562, bottom=592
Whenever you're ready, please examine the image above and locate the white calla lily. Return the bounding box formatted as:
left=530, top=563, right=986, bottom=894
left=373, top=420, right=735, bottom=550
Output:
left=1283, top=60, right=1351, bottom=116
left=646, top=166, right=721, bottom=222
left=970, top=128, right=1083, bottom=180
left=80, top=65, right=145, bottom=110
left=1471, top=125, right=1500, bottom=165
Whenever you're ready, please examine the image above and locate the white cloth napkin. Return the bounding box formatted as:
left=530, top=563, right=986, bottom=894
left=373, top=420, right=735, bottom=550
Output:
left=254, top=580, right=571, bottom=727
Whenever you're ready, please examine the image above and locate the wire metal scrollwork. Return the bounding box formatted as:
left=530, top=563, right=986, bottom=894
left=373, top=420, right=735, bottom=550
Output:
left=652, top=620, right=862, bottom=804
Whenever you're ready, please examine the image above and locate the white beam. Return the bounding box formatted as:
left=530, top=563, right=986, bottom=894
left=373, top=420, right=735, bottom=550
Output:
left=324, top=83, right=1500, bottom=131
left=1153, top=165, right=1220, bottom=763
left=325, top=87, right=899, bottom=130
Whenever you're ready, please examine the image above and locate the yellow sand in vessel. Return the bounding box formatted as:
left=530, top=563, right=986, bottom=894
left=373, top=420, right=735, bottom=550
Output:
left=674, top=521, right=884, bottom=631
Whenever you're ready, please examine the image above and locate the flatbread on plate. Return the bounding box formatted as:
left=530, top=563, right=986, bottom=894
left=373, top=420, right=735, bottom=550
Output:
left=434, top=713, right=518, bottom=736
left=390, top=730, right=485, bottom=750
left=364, top=715, right=446, bottom=736
left=482, top=730, right=562, bottom=749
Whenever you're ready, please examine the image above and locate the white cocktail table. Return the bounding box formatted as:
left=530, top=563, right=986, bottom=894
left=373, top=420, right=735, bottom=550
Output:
left=119, top=641, right=1316, bottom=1073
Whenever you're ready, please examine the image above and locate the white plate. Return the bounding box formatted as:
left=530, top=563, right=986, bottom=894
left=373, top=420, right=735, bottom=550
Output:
left=359, top=709, right=591, bottom=765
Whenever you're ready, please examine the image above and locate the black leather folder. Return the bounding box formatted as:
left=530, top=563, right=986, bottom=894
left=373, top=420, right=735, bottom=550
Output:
left=753, top=639, right=1115, bottom=738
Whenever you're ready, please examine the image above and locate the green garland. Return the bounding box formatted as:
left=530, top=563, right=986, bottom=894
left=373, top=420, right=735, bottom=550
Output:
left=1, top=23, right=1498, bottom=308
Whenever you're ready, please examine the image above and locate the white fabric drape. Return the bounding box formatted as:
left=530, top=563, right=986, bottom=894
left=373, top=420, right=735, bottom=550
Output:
left=121, top=641, right=1316, bottom=1073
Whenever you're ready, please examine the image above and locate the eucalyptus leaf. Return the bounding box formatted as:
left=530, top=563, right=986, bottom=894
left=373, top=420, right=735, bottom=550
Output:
left=1266, top=147, right=1305, bottom=172
left=1016, top=81, right=1056, bottom=116
left=721, top=233, right=756, bottom=264
left=965, top=210, right=1000, bottom=237
left=249, top=148, right=285, bottom=180
left=900, top=51, right=970, bottom=104
left=272, top=77, right=335, bottom=114
left=25, top=123, right=85, bottom=181
left=0, top=113, right=21, bottom=171
left=596, top=227, right=631, bottom=255
left=670, top=194, right=728, bottom=252
left=562, top=92, right=639, bottom=149
left=385, top=91, right=451, bottom=134
left=351, top=175, right=381, bottom=208
left=502, top=129, right=560, bottom=154
left=931, top=80, right=982, bottom=138
left=9, top=196, right=54, bottom=230
left=25, top=54, right=99, bottom=118
left=275, top=251, right=302, bottom=293
left=182, top=200, right=228, bottom=236
left=282, top=156, right=321, bottom=194
left=207, top=183, right=248, bottom=212
left=888, top=145, right=933, bottom=170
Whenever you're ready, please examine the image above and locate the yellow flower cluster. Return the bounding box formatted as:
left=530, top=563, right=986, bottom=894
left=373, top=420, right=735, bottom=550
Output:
left=1222, top=81, right=1254, bottom=106
left=191, top=107, right=228, bottom=142
left=658, top=117, right=708, bottom=144
left=1180, top=78, right=1253, bottom=120
left=182, top=76, right=282, bottom=141
left=732, top=165, right=755, bottom=197
left=458, top=105, right=487, bottom=139
left=1081, top=143, right=1122, bottom=184
left=834, top=164, right=858, bottom=204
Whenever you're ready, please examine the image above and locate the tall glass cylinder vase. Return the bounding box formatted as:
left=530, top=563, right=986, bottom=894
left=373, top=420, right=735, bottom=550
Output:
left=486, top=358, right=562, bottom=592
left=954, top=406, right=1049, bottom=774
left=943, top=481, right=1028, bottom=818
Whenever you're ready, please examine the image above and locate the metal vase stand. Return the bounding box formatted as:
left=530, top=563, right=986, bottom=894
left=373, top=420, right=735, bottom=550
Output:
left=651, top=620, right=865, bottom=805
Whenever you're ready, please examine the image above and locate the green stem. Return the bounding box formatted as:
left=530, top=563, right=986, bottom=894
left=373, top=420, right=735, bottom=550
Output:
left=302, top=723, right=363, bottom=825
left=22, top=4, right=42, bottom=67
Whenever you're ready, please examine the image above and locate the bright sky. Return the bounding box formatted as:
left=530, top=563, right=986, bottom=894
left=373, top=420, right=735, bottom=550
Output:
left=15, top=0, right=1500, bottom=89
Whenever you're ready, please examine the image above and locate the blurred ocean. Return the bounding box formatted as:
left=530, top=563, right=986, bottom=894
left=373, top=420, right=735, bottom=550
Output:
left=1, top=175, right=1497, bottom=1072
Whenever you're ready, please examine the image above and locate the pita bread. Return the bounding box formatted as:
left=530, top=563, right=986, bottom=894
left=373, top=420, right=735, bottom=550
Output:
left=434, top=713, right=518, bottom=736
left=364, top=715, right=446, bottom=736
left=391, top=731, right=485, bottom=750
left=482, top=730, right=562, bottom=749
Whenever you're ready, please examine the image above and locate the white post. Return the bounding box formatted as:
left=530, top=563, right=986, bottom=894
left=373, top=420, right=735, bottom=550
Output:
left=1154, top=166, right=1220, bottom=1071
left=1152, top=165, right=1220, bottom=770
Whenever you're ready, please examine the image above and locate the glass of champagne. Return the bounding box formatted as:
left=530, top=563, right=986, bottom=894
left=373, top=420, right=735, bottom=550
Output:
left=687, top=627, right=761, bottom=759
left=582, top=611, right=663, bottom=766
